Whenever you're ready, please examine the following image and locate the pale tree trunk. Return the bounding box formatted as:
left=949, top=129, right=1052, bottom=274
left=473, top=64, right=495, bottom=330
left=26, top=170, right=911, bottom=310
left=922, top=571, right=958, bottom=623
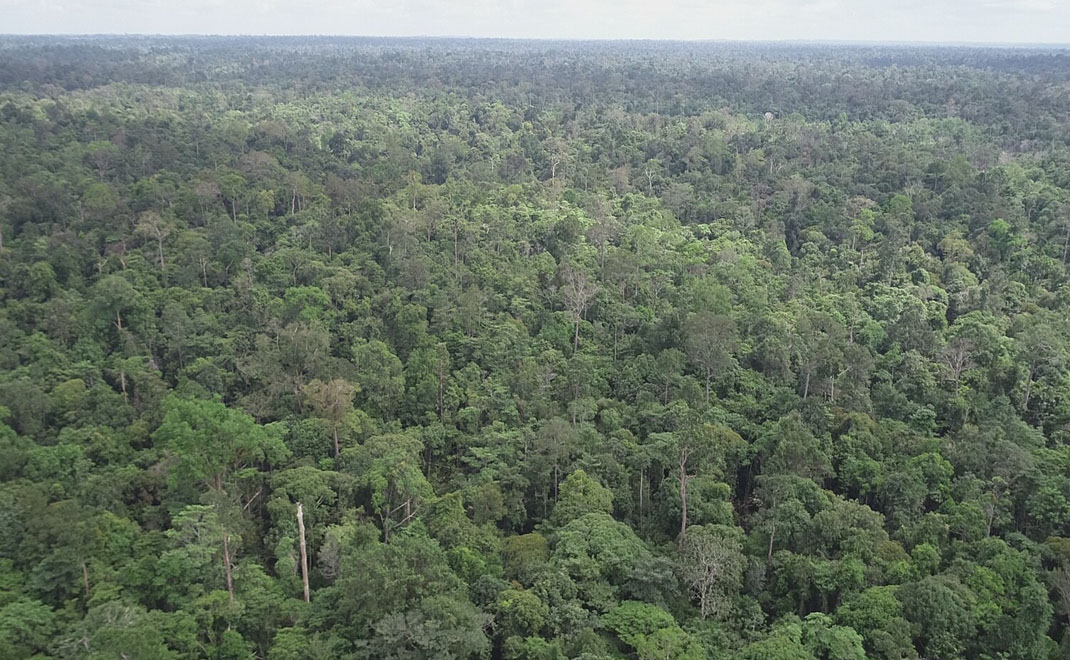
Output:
left=222, top=531, right=235, bottom=602
left=638, top=467, right=644, bottom=526
left=333, top=423, right=340, bottom=459
left=679, top=448, right=691, bottom=542
left=453, top=222, right=460, bottom=265
left=553, top=463, right=560, bottom=502
left=767, top=497, right=777, bottom=562
left=1022, top=362, right=1036, bottom=411
left=297, top=502, right=310, bottom=604
left=1062, top=221, right=1070, bottom=265
left=82, top=560, right=91, bottom=597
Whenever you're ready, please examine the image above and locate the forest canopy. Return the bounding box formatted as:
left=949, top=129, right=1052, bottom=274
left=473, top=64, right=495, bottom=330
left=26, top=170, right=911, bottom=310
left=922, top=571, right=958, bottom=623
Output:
left=2, top=36, right=1070, bottom=659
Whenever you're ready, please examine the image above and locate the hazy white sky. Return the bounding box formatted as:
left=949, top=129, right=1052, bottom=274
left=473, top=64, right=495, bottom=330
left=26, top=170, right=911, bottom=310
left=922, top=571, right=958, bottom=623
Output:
left=1, top=0, right=1069, bottom=43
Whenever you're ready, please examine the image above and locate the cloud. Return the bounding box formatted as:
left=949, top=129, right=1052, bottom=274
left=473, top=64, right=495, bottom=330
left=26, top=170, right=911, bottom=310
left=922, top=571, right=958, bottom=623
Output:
left=983, top=0, right=1059, bottom=10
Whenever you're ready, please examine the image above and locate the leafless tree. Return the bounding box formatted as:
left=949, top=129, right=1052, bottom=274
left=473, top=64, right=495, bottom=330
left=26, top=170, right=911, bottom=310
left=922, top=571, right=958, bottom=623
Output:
left=560, top=264, right=598, bottom=354
left=678, top=525, right=744, bottom=619
left=940, top=337, right=976, bottom=385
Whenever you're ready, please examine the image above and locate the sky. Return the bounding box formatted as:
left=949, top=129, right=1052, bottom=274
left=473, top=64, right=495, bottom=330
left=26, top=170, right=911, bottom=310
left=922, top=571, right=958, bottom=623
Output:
left=1, top=0, right=1069, bottom=44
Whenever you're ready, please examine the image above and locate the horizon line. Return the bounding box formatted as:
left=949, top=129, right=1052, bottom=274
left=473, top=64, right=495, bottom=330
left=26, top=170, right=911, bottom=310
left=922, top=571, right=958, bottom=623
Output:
left=2, top=33, right=1070, bottom=49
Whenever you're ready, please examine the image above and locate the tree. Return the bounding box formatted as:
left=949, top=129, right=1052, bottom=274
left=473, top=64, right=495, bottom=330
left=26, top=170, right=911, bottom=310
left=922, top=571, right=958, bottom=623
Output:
left=352, top=340, right=405, bottom=417
left=90, top=274, right=140, bottom=335
left=317, top=527, right=489, bottom=656
left=136, top=210, right=172, bottom=275
left=655, top=423, right=732, bottom=541
left=677, top=524, right=744, bottom=620
left=296, top=502, right=310, bottom=604
left=302, top=378, right=356, bottom=458
left=346, top=434, right=433, bottom=540
left=602, top=601, right=704, bottom=660
left=897, top=576, right=976, bottom=660
left=0, top=598, right=55, bottom=659
left=684, top=313, right=738, bottom=402
left=550, top=469, right=613, bottom=527
left=559, top=263, right=598, bottom=354
left=86, top=140, right=120, bottom=180
left=1013, top=312, right=1065, bottom=416
left=533, top=417, right=577, bottom=508
left=153, top=396, right=288, bottom=600
left=835, top=586, right=917, bottom=660
left=503, top=533, right=550, bottom=585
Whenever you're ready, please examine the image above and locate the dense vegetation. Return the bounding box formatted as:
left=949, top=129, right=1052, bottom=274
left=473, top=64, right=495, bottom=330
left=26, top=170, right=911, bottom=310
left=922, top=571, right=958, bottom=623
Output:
left=3, top=36, right=1070, bottom=660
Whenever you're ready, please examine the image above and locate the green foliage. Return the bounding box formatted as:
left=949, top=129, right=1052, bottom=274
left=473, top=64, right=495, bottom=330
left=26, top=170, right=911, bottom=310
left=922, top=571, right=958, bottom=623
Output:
left=549, top=469, right=614, bottom=527
left=1, top=37, right=1069, bottom=659
left=154, top=395, right=288, bottom=491
left=0, top=598, right=54, bottom=659
left=603, top=601, right=705, bottom=660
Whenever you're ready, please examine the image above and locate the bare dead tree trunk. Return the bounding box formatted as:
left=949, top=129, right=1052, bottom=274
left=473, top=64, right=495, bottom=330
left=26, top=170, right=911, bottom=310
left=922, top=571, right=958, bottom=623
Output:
left=1062, top=221, right=1070, bottom=265
left=767, top=497, right=777, bottom=562
left=222, top=531, right=235, bottom=602
left=638, top=467, right=644, bottom=526
left=82, top=560, right=91, bottom=597
left=679, top=448, right=692, bottom=543
left=553, top=463, right=560, bottom=502
left=437, top=361, right=447, bottom=420
left=1022, top=363, right=1036, bottom=411
left=985, top=493, right=996, bottom=538
left=297, top=502, right=310, bottom=604
left=333, top=423, right=340, bottom=459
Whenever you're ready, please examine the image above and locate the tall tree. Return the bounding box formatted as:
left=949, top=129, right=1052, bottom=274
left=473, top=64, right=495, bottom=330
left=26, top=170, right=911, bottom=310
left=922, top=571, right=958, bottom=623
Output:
left=684, top=313, right=738, bottom=402
left=153, top=396, right=288, bottom=599
left=302, top=378, right=357, bottom=458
